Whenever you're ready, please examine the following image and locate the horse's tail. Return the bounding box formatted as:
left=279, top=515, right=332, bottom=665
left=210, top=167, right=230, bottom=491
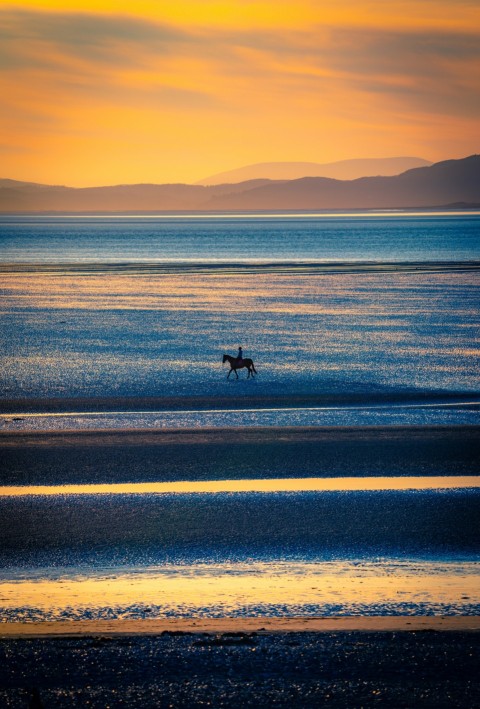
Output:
left=251, top=361, right=257, bottom=374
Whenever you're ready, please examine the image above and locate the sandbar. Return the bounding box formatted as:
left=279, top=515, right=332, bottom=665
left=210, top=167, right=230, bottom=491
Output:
left=2, top=616, right=479, bottom=638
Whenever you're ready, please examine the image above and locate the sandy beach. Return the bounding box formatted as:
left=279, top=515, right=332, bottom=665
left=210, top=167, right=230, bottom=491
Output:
left=1, top=626, right=479, bottom=708
left=1, top=615, right=479, bottom=638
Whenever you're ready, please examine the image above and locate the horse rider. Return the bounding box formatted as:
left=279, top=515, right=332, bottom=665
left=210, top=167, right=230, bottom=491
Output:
left=236, top=346, right=243, bottom=365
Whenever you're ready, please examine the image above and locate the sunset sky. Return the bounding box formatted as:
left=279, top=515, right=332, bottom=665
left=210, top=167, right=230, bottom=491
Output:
left=1, top=0, right=479, bottom=186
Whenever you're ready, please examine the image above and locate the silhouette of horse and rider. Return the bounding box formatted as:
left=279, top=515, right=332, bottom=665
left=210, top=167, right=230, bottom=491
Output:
left=223, top=346, right=257, bottom=379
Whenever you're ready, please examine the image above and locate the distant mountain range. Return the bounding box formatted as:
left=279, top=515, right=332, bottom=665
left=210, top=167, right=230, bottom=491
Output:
left=196, top=157, right=431, bottom=185
left=1, top=156, right=479, bottom=212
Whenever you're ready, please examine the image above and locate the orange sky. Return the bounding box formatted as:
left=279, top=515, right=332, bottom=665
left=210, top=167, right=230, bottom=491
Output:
left=1, top=1, right=479, bottom=186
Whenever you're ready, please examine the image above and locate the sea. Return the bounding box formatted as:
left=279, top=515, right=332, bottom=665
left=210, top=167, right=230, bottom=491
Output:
left=0, top=211, right=479, bottom=621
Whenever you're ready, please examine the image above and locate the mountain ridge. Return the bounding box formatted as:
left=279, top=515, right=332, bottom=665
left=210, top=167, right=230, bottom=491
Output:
left=204, top=156, right=479, bottom=211
left=196, top=157, right=432, bottom=185
left=0, top=156, right=478, bottom=212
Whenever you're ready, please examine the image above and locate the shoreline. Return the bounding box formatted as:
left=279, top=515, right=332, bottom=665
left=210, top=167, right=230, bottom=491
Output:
left=2, top=616, right=480, bottom=638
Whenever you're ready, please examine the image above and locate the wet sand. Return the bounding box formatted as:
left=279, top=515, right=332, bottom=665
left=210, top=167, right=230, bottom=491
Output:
left=2, top=259, right=479, bottom=275
left=1, top=628, right=479, bottom=708
left=2, top=424, right=479, bottom=705
left=3, top=424, right=479, bottom=446
left=2, top=391, right=478, bottom=413
left=1, top=616, right=479, bottom=638
left=1, top=425, right=478, bottom=486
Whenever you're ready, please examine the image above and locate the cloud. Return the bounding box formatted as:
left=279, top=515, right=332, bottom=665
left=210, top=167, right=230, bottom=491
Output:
left=49, top=77, right=221, bottom=111
left=0, top=9, right=189, bottom=67
left=320, top=27, right=480, bottom=76
left=1, top=7, right=479, bottom=124
left=0, top=9, right=219, bottom=114
left=0, top=143, right=31, bottom=154
left=211, top=24, right=480, bottom=117
left=315, top=27, right=480, bottom=117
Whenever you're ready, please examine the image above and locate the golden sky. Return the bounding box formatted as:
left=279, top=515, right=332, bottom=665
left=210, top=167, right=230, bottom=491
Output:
left=1, top=0, right=479, bottom=185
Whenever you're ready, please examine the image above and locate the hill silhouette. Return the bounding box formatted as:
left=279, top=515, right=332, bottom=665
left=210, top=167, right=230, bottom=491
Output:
left=0, top=156, right=478, bottom=212
left=204, top=156, right=480, bottom=211
left=0, top=179, right=271, bottom=212
left=197, top=157, right=431, bottom=185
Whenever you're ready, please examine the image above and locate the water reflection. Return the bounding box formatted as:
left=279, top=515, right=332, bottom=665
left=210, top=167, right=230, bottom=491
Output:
left=2, top=402, right=479, bottom=430
left=2, top=267, right=478, bottom=400
left=1, top=560, right=478, bottom=620
left=1, top=476, right=479, bottom=497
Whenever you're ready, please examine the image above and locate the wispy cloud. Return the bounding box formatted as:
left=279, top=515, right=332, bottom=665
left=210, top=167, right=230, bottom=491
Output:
left=0, top=4, right=478, bottom=184
left=2, top=9, right=479, bottom=113
left=263, top=26, right=480, bottom=117
left=0, top=9, right=190, bottom=66
left=0, top=9, right=220, bottom=116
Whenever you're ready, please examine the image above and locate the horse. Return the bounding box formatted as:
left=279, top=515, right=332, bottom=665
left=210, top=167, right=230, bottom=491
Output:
left=222, top=353, right=257, bottom=379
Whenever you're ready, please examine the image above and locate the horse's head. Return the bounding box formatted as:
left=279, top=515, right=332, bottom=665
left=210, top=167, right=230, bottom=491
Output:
left=222, top=354, right=228, bottom=363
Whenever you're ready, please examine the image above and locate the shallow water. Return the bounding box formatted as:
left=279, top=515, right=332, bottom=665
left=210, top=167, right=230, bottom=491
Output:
left=1, top=559, right=478, bottom=621
left=2, top=267, right=479, bottom=401
left=2, top=213, right=479, bottom=403
left=2, top=402, right=479, bottom=431
left=2, top=484, right=479, bottom=620
left=1, top=213, right=479, bottom=622
left=2, top=487, right=478, bottom=564
left=2, top=476, right=479, bottom=496
left=1, top=484, right=479, bottom=620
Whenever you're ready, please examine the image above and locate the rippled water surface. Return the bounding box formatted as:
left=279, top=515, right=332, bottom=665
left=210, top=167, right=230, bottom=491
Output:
left=2, top=559, right=479, bottom=621
left=1, top=212, right=479, bottom=263
left=1, top=213, right=479, bottom=623
left=2, top=267, right=479, bottom=401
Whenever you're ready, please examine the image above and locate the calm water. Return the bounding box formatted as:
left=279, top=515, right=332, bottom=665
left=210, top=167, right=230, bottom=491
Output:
left=1, top=212, right=479, bottom=263
left=1, top=213, right=479, bottom=621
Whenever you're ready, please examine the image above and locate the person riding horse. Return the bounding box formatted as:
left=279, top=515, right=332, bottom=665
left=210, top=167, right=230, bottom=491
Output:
left=223, top=349, right=257, bottom=379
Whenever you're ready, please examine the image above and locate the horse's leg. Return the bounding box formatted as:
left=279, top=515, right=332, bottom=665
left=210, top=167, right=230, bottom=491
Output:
left=227, top=367, right=232, bottom=379
left=235, top=367, right=239, bottom=379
